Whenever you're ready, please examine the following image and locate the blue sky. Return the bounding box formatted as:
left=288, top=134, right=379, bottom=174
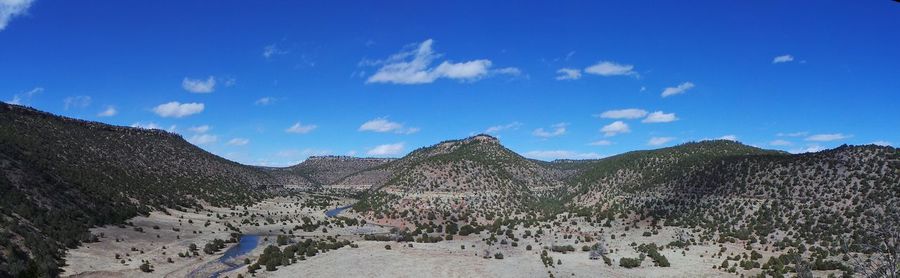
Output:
left=2, top=1, right=898, bottom=166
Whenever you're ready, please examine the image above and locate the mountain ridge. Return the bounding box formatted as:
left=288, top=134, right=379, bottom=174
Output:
left=0, top=103, right=897, bottom=277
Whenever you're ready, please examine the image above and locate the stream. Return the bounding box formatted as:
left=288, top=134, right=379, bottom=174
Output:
left=205, top=235, right=260, bottom=278
left=325, top=205, right=353, bottom=218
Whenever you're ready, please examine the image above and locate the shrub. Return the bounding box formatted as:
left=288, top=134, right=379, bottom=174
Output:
left=619, top=257, right=642, bottom=268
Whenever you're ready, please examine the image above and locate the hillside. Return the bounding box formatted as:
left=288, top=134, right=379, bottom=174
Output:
left=564, top=143, right=899, bottom=269
left=350, top=135, right=570, bottom=223
left=273, top=156, right=394, bottom=186
left=0, top=104, right=279, bottom=277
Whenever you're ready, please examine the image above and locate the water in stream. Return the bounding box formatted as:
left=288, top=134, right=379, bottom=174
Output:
left=207, top=235, right=260, bottom=278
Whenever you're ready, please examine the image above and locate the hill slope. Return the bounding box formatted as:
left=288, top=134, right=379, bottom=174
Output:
left=273, top=156, right=394, bottom=186
left=350, top=135, right=569, bottom=222
left=0, top=104, right=278, bottom=276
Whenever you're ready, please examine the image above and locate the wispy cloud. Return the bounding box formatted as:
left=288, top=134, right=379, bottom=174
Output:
left=870, top=141, right=892, bottom=147
left=63, top=96, right=92, bottom=110
left=188, top=134, right=218, bottom=145
left=641, top=111, right=678, bottom=123
left=661, top=82, right=694, bottom=97
left=227, top=138, right=250, bottom=146
left=285, top=122, right=317, bottom=134
left=263, top=44, right=289, bottom=59
left=772, top=54, right=794, bottom=64
left=523, top=150, right=603, bottom=160
left=0, top=0, right=34, bottom=31
left=364, top=39, right=517, bottom=84
left=254, top=97, right=276, bottom=106
left=131, top=122, right=176, bottom=132
left=367, top=142, right=405, bottom=156
left=584, top=61, right=637, bottom=77
left=769, top=139, right=792, bottom=146
left=97, top=105, right=117, bottom=117
left=805, top=133, right=850, bottom=142
left=789, top=144, right=824, bottom=154
left=718, top=134, right=738, bottom=141
left=6, top=87, right=43, bottom=105
left=153, top=101, right=204, bottom=118
left=598, top=108, right=647, bottom=119
left=485, top=122, right=522, bottom=134
left=777, top=131, right=809, bottom=137
left=188, top=125, right=211, bottom=133
left=358, top=117, right=419, bottom=134
left=555, top=68, right=582, bottom=80
left=182, top=76, right=216, bottom=93
left=648, top=137, right=675, bottom=146
left=588, top=140, right=612, bottom=146
left=532, top=123, right=568, bottom=138
left=601, top=121, right=630, bottom=137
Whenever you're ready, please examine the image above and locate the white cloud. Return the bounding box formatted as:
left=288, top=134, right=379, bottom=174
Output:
left=0, top=0, right=34, bottom=31
left=648, top=137, right=675, bottom=146
left=769, top=139, right=792, bottom=146
left=555, top=68, right=582, bottom=80
left=254, top=97, right=276, bottom=106
left=871, top=141, right=892, bottom=147
left=584, top=61, right=637, bottom=77
left=227, top=138, right=250, bottom=146
left=131, top=122, right=162, bottom=130
left=152, top=101, right=204, bottom=118
left=358, top=117, right=419, bottom=134
left=63, top=96, right=92, bottom=110
left=364, top=39, right=514, bottom=84
left=661, top=82, right=695, bottom=97
left=97, top=105, right=117, bottom=117
left=532, top=123, right=568, bottom=138
left=485, top=122, right=522, bottom=134
left=188, top=134, right=217, bottom=145
left=601, top=121, right=630, bottom=137
left=130, top=122, right=176, bottom=132
left=263, top=44, right=289, bottom=59
left=642, top=111, right=678, bottom=123
left=7, top=87, right=43, bottom=105
left=588, top=140, right=612, bottom=146
left=772, top=54, right=794, bottom=64
left=777, top=131, right=809, bottom=137
left=367, top=142, right=405, bottom=156
left=276, top=148, right=331, bottom=159
left=599, top=108, right=647, bottom=119
left=494, top=67, right=522, bottom=76
left=805, top=133, right=850, bottom=142
left=182, top=76, right=216, bottom=93
left=718, top=135, right=739, bottom=141
left=188, top=125, right=211, bottom=133
left=789, top=144, right=823, bottom=154
left=523, top=150, right=603, bottom=160
left=285, top=122, right=317, bottom=134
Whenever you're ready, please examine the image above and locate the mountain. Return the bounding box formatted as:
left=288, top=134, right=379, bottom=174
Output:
left=351, top=137, right=899, bottom=254
left=349, top=134, right=570, bottom=220
left=0, top=103, right=280, bottom=277
left=272, top=156, right=394, bottom=187
left=564, top=140, right=787, bottom=197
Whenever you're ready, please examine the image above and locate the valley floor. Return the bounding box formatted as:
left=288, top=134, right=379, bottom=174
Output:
left=61, top=194, right=845, bottom=278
